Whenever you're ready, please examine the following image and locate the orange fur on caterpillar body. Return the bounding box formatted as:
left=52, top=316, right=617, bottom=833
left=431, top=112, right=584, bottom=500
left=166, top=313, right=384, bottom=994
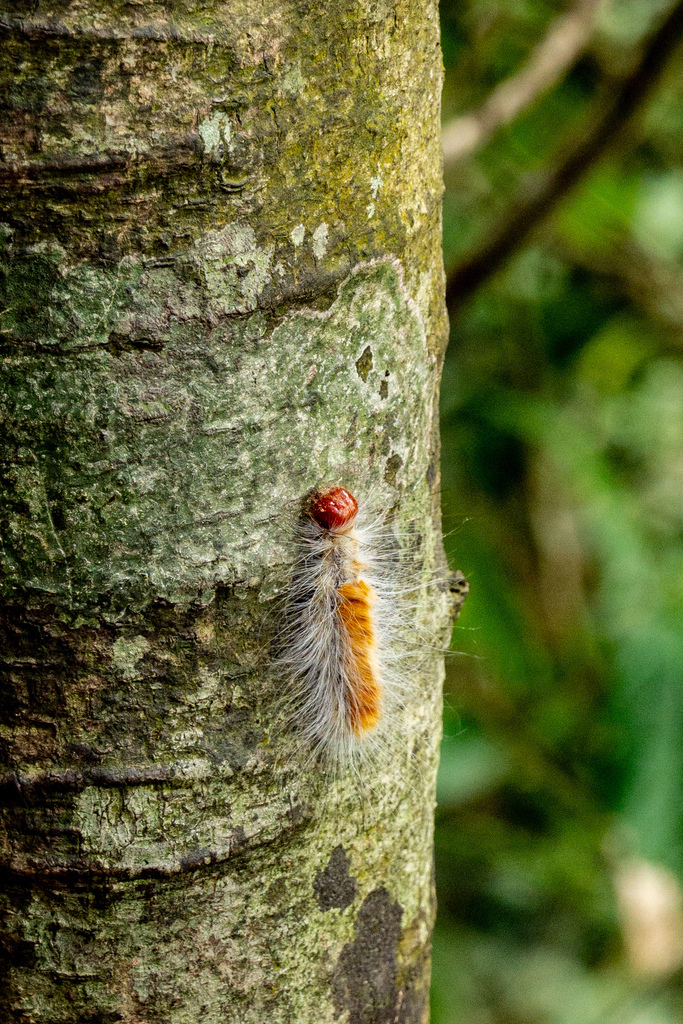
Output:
left=283, top=485, right=393, bottom=763
left=337, top=578, right=382, bottom=735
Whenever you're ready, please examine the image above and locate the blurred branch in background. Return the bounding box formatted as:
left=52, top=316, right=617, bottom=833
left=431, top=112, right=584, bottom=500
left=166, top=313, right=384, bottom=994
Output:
left=442, top=0, right=604, bottom=169
left=446, top=0, right=683, bottom=312
left=553, top=231, right=683, bottom=345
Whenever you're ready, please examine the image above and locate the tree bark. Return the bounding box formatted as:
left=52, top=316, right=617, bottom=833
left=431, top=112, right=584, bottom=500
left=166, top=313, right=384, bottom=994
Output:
left=0, top=2, right=451, bottom=1021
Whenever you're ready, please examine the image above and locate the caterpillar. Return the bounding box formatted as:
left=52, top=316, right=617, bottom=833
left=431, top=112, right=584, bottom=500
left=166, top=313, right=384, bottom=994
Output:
left=281, top=485, right=410, bottom=767
left=280, top=485, right=469, bottom=767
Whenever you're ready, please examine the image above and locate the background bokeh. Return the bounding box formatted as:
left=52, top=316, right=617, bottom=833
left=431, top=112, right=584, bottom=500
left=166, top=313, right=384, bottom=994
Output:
left=433, top=1, right=683, bottom=1020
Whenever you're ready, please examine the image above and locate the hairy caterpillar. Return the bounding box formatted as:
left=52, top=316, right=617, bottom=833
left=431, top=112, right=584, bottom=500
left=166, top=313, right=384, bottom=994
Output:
left=280, top=485, right=468, bottom=767
left=281, top=486, right=393, bottom=765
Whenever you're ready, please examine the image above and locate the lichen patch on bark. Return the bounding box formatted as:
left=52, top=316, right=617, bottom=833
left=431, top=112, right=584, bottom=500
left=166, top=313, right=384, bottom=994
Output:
left=1, top=256, right=433, bottom=613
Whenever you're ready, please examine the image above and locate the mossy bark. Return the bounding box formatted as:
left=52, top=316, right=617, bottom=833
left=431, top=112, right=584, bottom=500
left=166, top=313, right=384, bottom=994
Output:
left=0, top=2, right=451, bottom=1021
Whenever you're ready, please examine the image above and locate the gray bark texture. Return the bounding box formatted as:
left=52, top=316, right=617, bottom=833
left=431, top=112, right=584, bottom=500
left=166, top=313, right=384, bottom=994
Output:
left=0, top=1, right=452, bottom=1021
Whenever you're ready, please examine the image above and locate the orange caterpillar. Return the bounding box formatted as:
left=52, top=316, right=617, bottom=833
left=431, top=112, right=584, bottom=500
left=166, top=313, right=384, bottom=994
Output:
left=283, top=486, right=393, bottom=763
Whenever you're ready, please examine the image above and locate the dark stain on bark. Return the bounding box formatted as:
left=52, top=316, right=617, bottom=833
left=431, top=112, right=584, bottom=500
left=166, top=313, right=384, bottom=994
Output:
left=355, top=345, right=373, bottom=382
left=313, top=844, right=357, bottom=911
left=426, top=449, right=438, bottom=488
left=67, top=58, right=106, bottom=104
left=383, top=453, right=403, bottom=486
left=331, top=886, right=403, bottom=1024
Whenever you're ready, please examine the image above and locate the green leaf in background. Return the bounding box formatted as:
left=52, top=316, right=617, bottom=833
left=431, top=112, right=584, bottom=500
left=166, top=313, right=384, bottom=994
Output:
left=436, top=1, right=683, bottom=1018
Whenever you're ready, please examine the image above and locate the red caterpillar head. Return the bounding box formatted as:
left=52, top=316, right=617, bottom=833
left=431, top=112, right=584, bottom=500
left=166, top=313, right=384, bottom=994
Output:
left=309, top=486, right=358, bottom=531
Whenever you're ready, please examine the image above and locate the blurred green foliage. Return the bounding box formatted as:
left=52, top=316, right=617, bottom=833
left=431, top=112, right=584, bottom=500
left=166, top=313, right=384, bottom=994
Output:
left=435, top=1, right=683, bottom=1020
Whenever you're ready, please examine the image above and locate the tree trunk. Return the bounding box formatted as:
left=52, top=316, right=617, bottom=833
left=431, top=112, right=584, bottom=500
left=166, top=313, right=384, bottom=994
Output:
left=0, top=2, right=450, bottom=1021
